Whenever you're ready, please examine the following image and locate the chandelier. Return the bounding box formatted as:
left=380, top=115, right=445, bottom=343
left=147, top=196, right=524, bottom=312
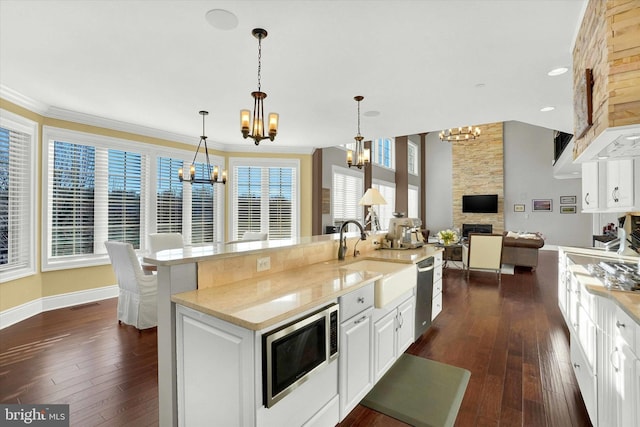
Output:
left=439, top=126, right=481, bottom=142
left=346, top=96, right=370, bottom=169
left=241, top=28, right=279, bottom=145
left=178, top=110, right=226, bottom=185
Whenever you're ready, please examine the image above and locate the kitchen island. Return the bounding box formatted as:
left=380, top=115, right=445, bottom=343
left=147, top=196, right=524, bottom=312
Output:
left=558, top=246, right=640, bottom=427
left=143, top=234, right=442, bottom=426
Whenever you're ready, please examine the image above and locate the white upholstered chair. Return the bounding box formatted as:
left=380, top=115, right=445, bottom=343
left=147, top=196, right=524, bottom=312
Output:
left=242, top=231, right=269, bottom=241
left=463, top=233, right=505, bottom=283
left=105, top=241, right=158, bottom=330
left=148, top=232, right=184, bottom=253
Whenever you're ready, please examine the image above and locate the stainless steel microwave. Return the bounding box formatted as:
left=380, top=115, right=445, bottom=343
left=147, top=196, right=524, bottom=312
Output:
left=262, top=303, right=339, bottom=408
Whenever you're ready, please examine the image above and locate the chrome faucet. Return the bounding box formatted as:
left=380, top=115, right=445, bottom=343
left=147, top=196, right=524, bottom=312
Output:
left=338, top=220, right=367, bottom=261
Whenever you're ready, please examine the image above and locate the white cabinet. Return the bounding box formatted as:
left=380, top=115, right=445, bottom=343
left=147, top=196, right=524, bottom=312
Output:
left=373, top=310, right=396, bottom=382
left=581, top=158, right=639, bottom=212
left=176, top=304, right=255, bottom=427
left=557, top=248, right=571, bottom=324
left=613, top=306, right=639, bottom=427
left=373, top=294, right=415, bottom=382
left=606, top=159, right=635, bottom=210
left=582, top=161, right=602, bottom=212
left=338, top=285, right=374, bottom=421
left=432, top=252, right=443, bottom=320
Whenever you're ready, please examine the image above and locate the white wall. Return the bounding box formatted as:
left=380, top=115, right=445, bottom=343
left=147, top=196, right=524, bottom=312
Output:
left=424, top=132, right=453, bottom=233
left=503, top=121, right=591, bottom=247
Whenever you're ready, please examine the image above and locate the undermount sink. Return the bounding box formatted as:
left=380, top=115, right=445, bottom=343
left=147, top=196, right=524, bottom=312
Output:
left=341, top=260, right=417, bottom=308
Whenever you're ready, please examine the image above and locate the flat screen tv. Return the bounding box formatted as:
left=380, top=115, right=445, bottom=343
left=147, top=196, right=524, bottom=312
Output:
left=462, top=194, right=498, bottom=213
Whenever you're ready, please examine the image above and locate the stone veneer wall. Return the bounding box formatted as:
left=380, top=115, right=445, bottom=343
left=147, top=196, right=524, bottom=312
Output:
left=573, top=0, right=640, bottom=158
left=451, top=122, right=505, bottom=233
left=197, top=235, right=381, bottom=289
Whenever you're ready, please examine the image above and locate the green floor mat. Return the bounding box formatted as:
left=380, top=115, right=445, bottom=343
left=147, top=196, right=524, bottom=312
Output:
left=361, top=354, right=470, bottom=427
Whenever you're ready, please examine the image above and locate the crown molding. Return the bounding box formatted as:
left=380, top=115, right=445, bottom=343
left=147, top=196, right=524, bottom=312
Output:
left=1, top=85, right=314, bottom=155
left=0, top=84, right=49, bottom=115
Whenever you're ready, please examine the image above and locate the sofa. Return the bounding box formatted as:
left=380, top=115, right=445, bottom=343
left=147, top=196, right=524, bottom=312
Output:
left=501, top=231, right=545, bottom=270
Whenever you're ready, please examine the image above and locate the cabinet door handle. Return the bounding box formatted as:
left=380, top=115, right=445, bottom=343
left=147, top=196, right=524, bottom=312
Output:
left=610, top=347, right=620, bottom=372
left=612, top=186, right=620, bottom=203
left=573, top=362, right=580, bottom=369
left=354, top=315, right=368, bottom=325
left=616, top=320, right=626, bottom=329
left=584, top=192, right=590, bottom=205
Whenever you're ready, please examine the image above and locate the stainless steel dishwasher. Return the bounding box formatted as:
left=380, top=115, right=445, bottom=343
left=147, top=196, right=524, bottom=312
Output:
left=415, top=256, right=434, bottom=340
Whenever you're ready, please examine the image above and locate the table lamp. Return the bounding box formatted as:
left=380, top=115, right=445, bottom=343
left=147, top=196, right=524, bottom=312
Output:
left=359, top=188, right=387, bottom=231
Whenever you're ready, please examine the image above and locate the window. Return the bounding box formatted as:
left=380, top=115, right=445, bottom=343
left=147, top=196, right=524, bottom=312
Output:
left=408, top=142, right=419, bottom=175
left=408, top=185, right=419, bottom=218
left=230, top=158, right=299, bottom=240
left=372, top=138, right=394, bottom=169
left=0, top=110, right=37, bottom=282
left=156, top=157, right=183, bottom=234
left=372, top=181, right=395, bottom=231
left=44, top=135, right=147, bottom=269
left=332, top=166, right=363, bottom=224
left=155, top=156, right=224, bottom=245
left=42, top=127, right=226, bottom=270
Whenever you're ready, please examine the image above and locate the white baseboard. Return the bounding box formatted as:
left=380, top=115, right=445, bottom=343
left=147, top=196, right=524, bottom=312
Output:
left=0, top=284, right=118, bottom=330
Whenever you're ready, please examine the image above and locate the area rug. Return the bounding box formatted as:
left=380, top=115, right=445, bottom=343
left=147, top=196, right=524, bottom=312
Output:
left=361, top=354, right=470, bottom=427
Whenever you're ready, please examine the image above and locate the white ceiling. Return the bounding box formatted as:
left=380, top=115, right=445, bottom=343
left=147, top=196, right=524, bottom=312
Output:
left=0, top=0, right=587, bottom=152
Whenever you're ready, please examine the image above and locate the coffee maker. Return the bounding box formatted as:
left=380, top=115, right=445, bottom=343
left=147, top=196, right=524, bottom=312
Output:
left=385, top=218, right=424, bottom=249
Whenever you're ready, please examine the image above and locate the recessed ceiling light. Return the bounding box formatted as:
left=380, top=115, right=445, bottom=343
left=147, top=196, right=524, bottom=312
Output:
left=475, top=83, right=486, bottom=88
left=548, top=67, right=569, bottom=76
left=205, top=9, right=238, bottom=30
left=625, top=135, right=640, bottom=141
left=540, top=106, right=555, bottom=112
left=598, top=155, right=609, bottom=160
left=364, top=110, right=380, bottom=117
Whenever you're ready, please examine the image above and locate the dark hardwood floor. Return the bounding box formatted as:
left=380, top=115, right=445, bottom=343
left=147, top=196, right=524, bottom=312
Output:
left=1, top=250, right=591, bottom=426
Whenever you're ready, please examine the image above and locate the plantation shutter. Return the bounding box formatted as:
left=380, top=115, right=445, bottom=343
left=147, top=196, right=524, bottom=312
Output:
left=191, top=162, right=222, bottom=244
left=157, top=157, right=183, bottom=234
left=0, top=125, right=33, bottom=276
left=372, top=181, right=395, bottom=231
left=107, top=149, right=144, bottom=249
left=268, top=167, right=296, bottom=240
left=332, top=168, right=363, bottom=224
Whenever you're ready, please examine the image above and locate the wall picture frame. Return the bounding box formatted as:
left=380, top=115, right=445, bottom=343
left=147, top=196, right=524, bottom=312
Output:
left=532, top=199, right=552, bottom=212
left=560, top=195, right=576, bottom=204
left=560, top=205, right=577, bottom=214
left=514, top=204, right=525, bottom=212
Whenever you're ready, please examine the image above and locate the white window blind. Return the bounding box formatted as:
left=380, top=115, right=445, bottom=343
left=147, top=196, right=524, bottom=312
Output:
left=50, top=141, right=96, bottom=257
left=108, top=149, right=144, bottom=248
left=332, top=166, right=363, bottom=224
left=408, top=185, right=419, bottom=218
left=231, top=159, right=298, bottom=240
left=156, top=157, right=183, bottom=234
left=191, top=162, right=223, bottom=244
left=0, top=111, right=36, bottom=282
left=373, top=181, right=395, bottom=231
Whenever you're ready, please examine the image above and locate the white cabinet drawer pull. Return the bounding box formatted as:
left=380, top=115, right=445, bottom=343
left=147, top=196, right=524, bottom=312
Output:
left=353, top=315, right=367, bottom=325
left=616, top=320, right=625, bottom=328
left=357, top=297, right=365, bottom=304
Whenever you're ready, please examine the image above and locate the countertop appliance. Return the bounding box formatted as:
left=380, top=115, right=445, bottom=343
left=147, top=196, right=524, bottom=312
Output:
left=385, top=218, right=424, bottom=249
left=262, top=303, right=339, bottom=408
left=415, top=256, right=434, bottom=340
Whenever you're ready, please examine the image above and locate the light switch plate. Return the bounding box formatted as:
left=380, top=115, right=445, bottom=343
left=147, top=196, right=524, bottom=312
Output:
left=257, top=256, right=271, bottom=272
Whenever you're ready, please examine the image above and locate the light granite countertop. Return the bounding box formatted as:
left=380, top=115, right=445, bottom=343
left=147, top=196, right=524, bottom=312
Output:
left=171, top=245, right=443, bottom=331
left=569, top=264, right=640, bottom=324
left=562, top=245, right=640, bottom=324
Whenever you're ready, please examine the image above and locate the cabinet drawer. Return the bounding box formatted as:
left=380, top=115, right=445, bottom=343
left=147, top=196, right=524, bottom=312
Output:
left=431, top=292, right=442, bottom=321
left=340, top=283, right=374, bottom=320
left=434, top=266, right=443, bottom=283
left=433, top=252, right=443, bottom=268
left=433, top=278, right=442, bottom=297
left=615, top=306, right=637, bottom=353
left=578, top=286, right=597, bottom=320
left=571, top=334, right=597, bottom=425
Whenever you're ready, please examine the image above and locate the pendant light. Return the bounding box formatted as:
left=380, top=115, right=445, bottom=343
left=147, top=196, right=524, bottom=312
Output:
left=178, top=110, right=226, bottom=185
left=346, top=95, right=370, bottom=168
left=240, top=28, right=279, bottom=145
